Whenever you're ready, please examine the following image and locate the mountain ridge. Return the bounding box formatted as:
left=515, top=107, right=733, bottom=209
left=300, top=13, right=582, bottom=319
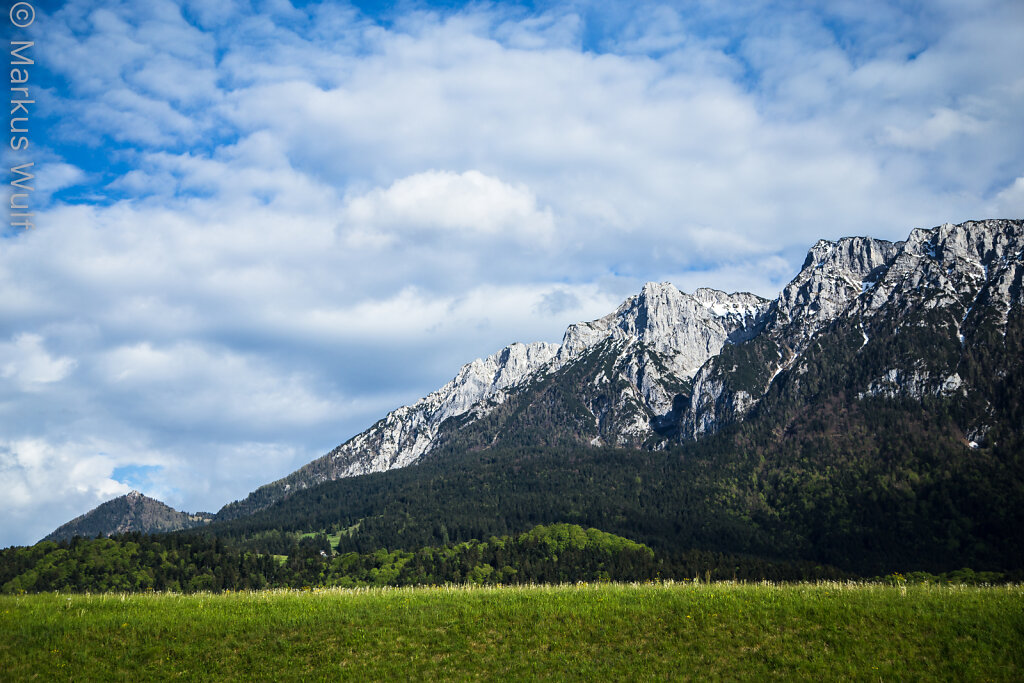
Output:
left=222, top=219, right=1021, bottom=519
left=217, top=282, right=772, bottom=519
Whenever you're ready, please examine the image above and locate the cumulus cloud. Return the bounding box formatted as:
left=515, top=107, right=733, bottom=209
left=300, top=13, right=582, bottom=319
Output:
left=343, top=170, right=556, bottom=243
left=97, top=341, right=343, bottom=433
left=2, top=0, right=1022, bottom=546
left=0, top=438, right=133, bottom=544
left=535, top=288, right=582, bottom=317
left=884, top=108, right=986, bottom=150
left=0, top=334, right=77, bottom=389
left=991, top=177, right=1024, bottom=217
left=32, top=162, right=87, bottom=197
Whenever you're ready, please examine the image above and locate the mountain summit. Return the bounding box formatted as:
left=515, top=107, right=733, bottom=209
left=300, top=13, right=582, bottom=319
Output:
left=44, top=491, right=212, bottom=542
left=217, top=281, right=773, bottom=519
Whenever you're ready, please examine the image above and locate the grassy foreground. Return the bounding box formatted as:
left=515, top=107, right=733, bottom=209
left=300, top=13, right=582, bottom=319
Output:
left=1, top=582, right=1021, bottom=680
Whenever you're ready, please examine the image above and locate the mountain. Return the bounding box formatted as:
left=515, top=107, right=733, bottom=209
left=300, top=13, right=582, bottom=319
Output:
left=683, top=219, right=1022, bottom=442
left=217, top=283, right=770, bottom=519
left=43, top=491, right=213, bottom=542
left=681, top=236, right=902, bottom=437
left=218, top=219, right=1022, bottom=521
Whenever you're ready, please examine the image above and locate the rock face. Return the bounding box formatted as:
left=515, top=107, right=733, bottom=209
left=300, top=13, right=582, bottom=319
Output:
left=218, top=218, right=1023, bottom=520
left=334, top=340, right=560, bottom=476
left=682, top=219, right=1022, bottom=439
left=43, top=491, right=212, bottom=543
left=680, top=235, right=902, bottom=438
left=773, top=236, right=901, bottom=349
left=218, top=283, right=771, bottom=518
left=556, top=282, right=767, bottom=378
left=843, top=219, right=1024, bottom=446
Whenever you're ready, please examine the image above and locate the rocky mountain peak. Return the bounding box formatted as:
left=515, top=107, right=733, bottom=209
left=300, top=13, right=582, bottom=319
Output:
left=866, top=220, right=1022, bottom=312
left=557, top=283, right=769, bottom=378
left=934, top=219, right=1024, bottom=264
left=452, top=341, right=558, bottom=399
left=858, top=219, right=1023, bottom=320
left=618, top=282, right=707, bottom=343
left=775, top=235, right=901, bottom=344
left=800, top=236, right=899, bottom=273
left=692, top=287, right=763, bottom=310
left=43, top=491, right=211, bottom=542
left=683, top=219, right=1023, bottom=441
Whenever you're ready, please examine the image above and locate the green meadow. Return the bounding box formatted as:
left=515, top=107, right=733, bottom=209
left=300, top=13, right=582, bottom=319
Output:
left=1, top=582, right=1021, bottom=681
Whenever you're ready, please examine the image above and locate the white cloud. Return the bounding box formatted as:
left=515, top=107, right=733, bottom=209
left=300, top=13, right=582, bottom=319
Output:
left=33, top=162, right=87, bottom=195
left=0, top=334, right=77, bottom=389
left=884, top=108, right=985, bottom=150
left=206, top=4, right=1014, bottom=261
left=0, top=438, right=132, bottom=545
left=39, top=1, right=221, bottom=149
left=991, top=177, right=1024, bottom=217
left=343, top=170, right=556, bottom=242
left=97, top=341, right=342, bottom=431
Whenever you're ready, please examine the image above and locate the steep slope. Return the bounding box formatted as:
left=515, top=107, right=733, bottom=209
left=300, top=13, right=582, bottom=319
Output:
left=680, top=219, right=1023, bottom=439
left=833, top=219, right=1023, bottom=443
left=385, top=219, right=1020, bottom=454
left=43, top=491, right=213, bottom=542
left=680, top=236, right=901, bottom=438
left=219, top=219, right=1022, bottom=521
left=208, top=359, right=1024, bottom=575
left=217, top=284, right=770, bottom=519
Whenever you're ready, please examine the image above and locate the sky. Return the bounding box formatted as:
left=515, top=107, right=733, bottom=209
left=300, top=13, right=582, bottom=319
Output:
left=1, top=0, right=1023, bottom=547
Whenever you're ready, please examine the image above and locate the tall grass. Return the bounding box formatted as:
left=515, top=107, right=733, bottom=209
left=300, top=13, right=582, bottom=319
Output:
left=2, top=582, right=1021, bottom=680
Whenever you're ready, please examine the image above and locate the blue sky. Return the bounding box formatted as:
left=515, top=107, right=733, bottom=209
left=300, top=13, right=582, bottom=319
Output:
left=2, top=0, right=1023, bottom=547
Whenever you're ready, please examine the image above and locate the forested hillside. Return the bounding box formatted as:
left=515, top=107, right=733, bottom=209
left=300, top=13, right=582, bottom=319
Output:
left=1, top=524, right=858, bottom=594
left=205, top=389, right=1024, bottom=577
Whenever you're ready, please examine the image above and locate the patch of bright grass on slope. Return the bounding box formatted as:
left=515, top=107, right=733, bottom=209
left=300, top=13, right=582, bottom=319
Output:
left=1, top=582, right=1021, bottom=681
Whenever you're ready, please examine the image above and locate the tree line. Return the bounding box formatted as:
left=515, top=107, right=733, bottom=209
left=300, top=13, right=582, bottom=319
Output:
left=1, top=524, right=863, bottom=594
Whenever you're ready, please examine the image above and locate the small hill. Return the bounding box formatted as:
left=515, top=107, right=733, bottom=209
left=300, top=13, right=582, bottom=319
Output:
left=43, top=491, right=212, bottom=542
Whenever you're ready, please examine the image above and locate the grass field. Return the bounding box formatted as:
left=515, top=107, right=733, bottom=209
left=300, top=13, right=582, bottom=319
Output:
left=1, top=582, right=1021, bottom=680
